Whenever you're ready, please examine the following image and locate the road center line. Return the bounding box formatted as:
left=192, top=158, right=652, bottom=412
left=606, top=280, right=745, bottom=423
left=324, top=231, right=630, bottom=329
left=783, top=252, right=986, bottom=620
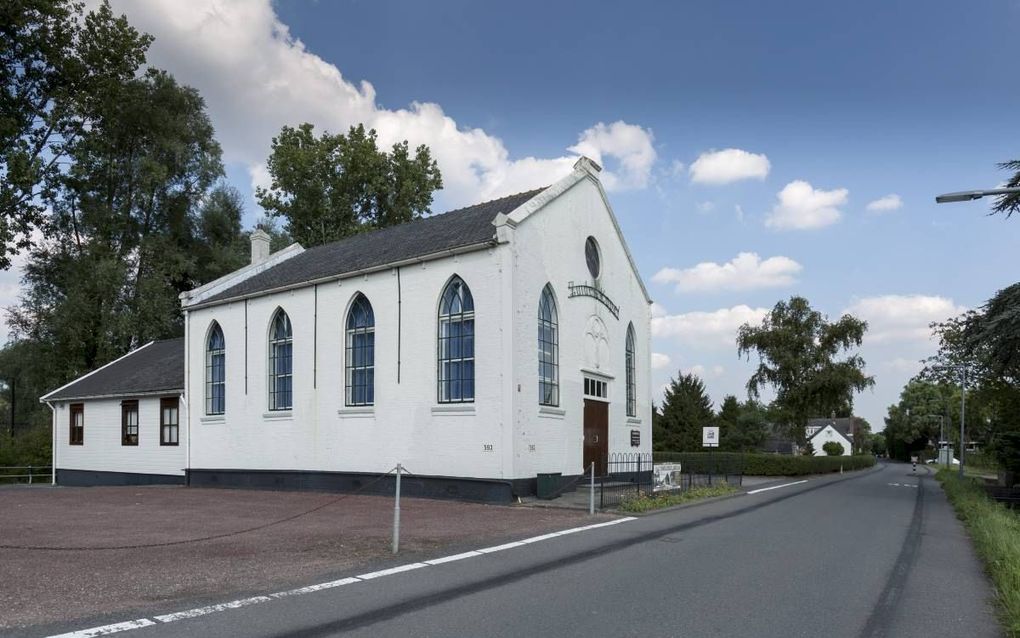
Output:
left=747, top=480, right=808, bottom=495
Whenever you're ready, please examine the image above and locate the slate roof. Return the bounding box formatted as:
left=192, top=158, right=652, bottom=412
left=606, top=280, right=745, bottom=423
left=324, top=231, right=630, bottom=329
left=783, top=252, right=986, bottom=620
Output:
left=201, top=188, right=545, bottom=306
left=807, top=418, right=856, bottom=439
left=43, top=338, right=184, bottom=401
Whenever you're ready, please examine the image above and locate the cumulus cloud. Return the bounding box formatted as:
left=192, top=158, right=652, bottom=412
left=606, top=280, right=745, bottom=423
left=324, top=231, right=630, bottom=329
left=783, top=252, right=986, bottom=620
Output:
left=102, top=0, right=656, bottom=209
left=652, top=305, right=769, bottom=347
left=766, top=180, right=848, bottom=230
left=652, top=252, right=802, bottom=293
left=686, top=364, right=725, bottom=379
left=843, top=294, right=967, bottom=344
left=651, top=353, right=672, bottom=370
left=866, top=194, right=903, bottom=213
left=650, top=302, right=669, bottom=318
left=689, top=148, right=770, bottom=185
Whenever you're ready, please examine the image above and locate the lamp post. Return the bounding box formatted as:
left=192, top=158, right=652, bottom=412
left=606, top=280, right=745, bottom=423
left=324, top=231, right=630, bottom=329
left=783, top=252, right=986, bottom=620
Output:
left=934, top=187, right=1020, bottom=203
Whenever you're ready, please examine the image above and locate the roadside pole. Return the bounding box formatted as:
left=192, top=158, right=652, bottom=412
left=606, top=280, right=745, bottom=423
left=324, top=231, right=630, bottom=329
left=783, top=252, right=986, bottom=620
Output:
left=589, top=462, right=595, bottom=516
left=392, top=464, right=402, bottom=554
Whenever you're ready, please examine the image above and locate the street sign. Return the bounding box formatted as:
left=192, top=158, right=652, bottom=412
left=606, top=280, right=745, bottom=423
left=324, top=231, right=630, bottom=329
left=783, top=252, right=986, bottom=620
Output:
left=702, top=426, right=719, bottom=448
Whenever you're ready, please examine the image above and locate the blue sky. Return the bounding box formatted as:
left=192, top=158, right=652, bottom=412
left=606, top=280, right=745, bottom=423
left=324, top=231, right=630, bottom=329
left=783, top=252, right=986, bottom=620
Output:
left=33, top=0, right=1016, bottom=429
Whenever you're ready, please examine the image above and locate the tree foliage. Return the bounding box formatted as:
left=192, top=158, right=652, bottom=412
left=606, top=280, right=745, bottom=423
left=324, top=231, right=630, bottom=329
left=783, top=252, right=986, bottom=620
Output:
left=737, top=296, right=874, bottom=444
left=0, top=0, right=152, bottom=269
left=653, top=372, right=714, bottom=452
left=991, top=159, right=1020, bottom=219
left=715, top=394, right=769, bottom=452
left=256, top=123, right=442, bottom=248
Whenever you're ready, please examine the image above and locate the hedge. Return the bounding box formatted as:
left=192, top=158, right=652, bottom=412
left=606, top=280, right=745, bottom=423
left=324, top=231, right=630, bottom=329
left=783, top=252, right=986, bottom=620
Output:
left=652, top=451, right=876, bottom=476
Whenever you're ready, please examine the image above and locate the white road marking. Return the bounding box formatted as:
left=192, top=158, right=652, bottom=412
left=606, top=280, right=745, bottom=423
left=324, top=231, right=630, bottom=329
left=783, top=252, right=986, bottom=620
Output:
left=270, top=577, right=361, bottom=598
left=47, top=619, right=157, bottom=638
left=46, top=515, right=639, bottom=637
left=357, top=562, right=428, bottom=580
left=747, top=480, right=808, bottom=495
left=424, top=551, right=483, bottom=565
left=154, top=596, right=273, bottom=622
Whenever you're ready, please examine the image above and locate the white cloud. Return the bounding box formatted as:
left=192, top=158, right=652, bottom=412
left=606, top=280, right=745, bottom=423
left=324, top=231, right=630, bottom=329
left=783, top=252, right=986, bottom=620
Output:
left=689, top=148, right=770, bottom=185
left=866, top=194, right=903, bottom=213
left=651, top=352, right=672, bottom=370
left=650, top=302, right=669, bottom=318
left=735, top=204, right=745, bottom=222
left=696, top=201, right=715, bottom=214
left=652, top=252, right=802, bottom=293
left=766, top=180, right=848, bottom=230
left=670, top=159, right=686, bottom=177
left=687, top=364, right=725, bottom=379
left=102, top=0, right=656, bottom=209
left=652, top=305, right=769, bottom=347
left=843, top=294, right=967, bottom=344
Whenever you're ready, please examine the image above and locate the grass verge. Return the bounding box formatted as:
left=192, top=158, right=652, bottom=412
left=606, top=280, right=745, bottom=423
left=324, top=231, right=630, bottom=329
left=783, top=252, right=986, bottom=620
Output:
left=618, top=485, right=738, bottom=513
left=937, top=469, right=1020, bottom=637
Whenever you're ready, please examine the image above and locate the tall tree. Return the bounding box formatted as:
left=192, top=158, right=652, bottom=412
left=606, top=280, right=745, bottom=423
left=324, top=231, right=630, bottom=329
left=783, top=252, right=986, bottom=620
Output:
left=256, top=123, right=442, bottom=248
left=737, top=296, right=874, bottom=445
left=0, top=0, right=152, bottom=268
left=7, top=68, right=225, bottom=383
left=653, top=372, right=714, bottom=452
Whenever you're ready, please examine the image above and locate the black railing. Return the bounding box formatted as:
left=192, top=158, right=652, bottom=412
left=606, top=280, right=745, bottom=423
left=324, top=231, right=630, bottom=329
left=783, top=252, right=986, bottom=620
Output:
left=597, top=453, right=743, bottom=509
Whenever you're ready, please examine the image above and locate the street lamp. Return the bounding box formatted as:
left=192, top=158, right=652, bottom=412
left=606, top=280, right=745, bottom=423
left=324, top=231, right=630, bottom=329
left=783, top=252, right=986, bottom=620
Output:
left=935, top=187, right=1020, bottom=203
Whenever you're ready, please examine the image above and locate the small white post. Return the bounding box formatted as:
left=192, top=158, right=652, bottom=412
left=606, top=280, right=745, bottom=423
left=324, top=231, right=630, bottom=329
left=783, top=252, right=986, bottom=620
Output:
left=392, top=464, right=402, bottom=554
left=840, top=464, right=843, bottom=475
left=589, top=462, right=595, bottom=516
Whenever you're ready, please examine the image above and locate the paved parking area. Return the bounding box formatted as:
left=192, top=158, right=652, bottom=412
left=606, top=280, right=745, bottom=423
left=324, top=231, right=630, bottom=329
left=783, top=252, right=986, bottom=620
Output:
left=0, top=485, right=611, bottom=631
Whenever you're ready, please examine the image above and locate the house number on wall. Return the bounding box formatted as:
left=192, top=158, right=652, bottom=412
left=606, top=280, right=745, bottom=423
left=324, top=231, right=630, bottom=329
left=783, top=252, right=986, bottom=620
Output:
left=483, top=444, right=494, bottom=451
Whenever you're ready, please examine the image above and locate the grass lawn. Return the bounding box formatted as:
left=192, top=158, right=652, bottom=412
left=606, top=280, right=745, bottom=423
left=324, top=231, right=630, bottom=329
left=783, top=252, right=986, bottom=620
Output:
left=618, top=485, right=738, bottom=513
left=937, top=469, right=1020, bottom=637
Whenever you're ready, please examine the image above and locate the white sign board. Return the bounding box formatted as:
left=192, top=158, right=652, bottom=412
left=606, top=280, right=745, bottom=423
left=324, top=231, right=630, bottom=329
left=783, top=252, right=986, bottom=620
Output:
left=703, top=426, right=720, bottom=448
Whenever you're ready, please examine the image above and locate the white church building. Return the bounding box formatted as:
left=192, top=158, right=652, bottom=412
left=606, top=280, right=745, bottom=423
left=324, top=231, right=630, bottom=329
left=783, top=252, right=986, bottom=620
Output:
left=42, top=157, right=652, bottom=501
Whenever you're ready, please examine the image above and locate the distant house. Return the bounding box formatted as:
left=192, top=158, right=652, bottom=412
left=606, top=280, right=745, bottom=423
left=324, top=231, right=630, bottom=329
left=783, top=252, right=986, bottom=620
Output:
left=757, top=417, right=858, bottom=456
left=805, top=417, right=855, bottom=456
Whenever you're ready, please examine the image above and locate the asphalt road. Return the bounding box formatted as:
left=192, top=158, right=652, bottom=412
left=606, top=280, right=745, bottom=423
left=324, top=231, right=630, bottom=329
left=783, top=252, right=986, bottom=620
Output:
left=32, top=462, right=1002, bottom=638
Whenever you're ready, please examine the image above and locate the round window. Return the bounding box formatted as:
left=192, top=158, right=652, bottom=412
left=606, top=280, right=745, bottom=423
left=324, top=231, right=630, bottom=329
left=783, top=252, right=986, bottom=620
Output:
left=585, top=236, right=601, bottom=279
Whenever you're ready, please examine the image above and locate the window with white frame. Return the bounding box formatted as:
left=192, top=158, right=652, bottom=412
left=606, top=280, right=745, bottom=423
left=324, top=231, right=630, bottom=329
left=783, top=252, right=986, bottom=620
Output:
left=437, top=276, right=475, bottom=403
left=345, top=293, right=375, bottom=406
left=538, top=284, right=559, bottom=406
left=206, top=322, right=225, bottom=415
left=268, top=309, right=293, bottom=411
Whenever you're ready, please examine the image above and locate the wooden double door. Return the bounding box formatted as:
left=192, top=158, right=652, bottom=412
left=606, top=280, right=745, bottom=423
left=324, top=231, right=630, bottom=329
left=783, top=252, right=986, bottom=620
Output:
left=582, top=399, right=608, bottom=476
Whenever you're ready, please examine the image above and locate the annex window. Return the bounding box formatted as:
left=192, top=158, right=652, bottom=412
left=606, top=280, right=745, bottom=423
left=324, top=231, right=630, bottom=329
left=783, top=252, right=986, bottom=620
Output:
left=268, top=309, right=293, bottom=411
left=345, top=293, right=375, bottom=406
left=69, top=403, right=84, bottom=445
left=626, top=323, right=636, bottom=417
left=121, top=400, right=139, bottom=446
left=583, top=377, right=608, bottom=400
left=538, top=284, right=559, bottom=407
left=160, top=397, right=179, bottom=446
left=438, top=275, right=475, bottom=403
left=206, top=322, right=225, bottom=415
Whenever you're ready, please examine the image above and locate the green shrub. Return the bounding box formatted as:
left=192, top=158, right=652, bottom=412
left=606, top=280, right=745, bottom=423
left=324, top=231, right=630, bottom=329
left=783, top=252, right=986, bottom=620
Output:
left=619, top=485, right=738, bottom=513
left=822, top=441, right=845, bottom=456
left=937, top=470, right=1020, bottom=637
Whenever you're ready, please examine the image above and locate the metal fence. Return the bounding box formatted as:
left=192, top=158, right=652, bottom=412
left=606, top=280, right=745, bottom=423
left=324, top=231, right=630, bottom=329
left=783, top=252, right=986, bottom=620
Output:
left=597, top=453, right=743, bottom=509
left=0, top=465, right=53, bottom=485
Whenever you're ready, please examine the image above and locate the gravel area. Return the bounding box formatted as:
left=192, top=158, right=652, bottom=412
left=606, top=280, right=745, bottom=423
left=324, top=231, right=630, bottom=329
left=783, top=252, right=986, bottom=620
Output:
left=0, top=485, right=613, bottom=631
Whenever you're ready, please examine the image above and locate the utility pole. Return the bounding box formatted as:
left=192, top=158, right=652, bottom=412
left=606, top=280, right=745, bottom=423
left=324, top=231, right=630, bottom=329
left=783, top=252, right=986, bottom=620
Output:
left=959, top=366, right=967, bottom=478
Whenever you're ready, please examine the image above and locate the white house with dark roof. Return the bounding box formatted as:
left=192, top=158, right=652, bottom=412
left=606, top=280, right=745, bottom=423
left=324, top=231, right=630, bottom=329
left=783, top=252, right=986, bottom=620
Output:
left=41, top=157, right=652, bottom=501
left=806, top=418, right=855, bottom=456
left=41, top=338, right=186, bottom=485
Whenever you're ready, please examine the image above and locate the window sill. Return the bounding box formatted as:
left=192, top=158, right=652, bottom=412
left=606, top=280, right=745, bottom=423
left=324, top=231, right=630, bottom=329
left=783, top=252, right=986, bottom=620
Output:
left=263, top=411, right=293, bottom=421
left=200, top=415, right=226, bottom=424
left=626, top=417, right=642, bottom=425
left=337, top=407, right=375, bottom=418
left=431, top=404, right=476, bottom=416
left=539, top=406, right=566, bottom=419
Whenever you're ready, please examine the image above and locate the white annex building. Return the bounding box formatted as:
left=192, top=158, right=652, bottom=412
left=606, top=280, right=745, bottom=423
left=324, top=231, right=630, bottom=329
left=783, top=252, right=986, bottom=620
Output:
left=42, top=157, right=652, bottom=501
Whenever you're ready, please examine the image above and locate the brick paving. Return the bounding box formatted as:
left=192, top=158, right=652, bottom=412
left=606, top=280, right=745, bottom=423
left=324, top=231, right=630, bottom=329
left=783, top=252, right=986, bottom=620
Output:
left=0, top=485, right=612, bottom=631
